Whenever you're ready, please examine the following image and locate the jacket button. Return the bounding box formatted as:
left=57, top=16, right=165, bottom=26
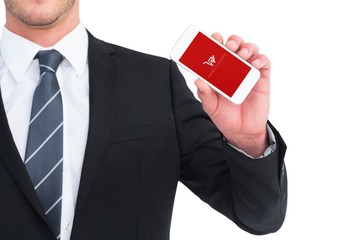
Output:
left=63, top=222, right=71, bottom=230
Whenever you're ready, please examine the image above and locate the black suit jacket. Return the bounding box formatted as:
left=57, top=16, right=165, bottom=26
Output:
left=0, top=32, right=287, bottom=240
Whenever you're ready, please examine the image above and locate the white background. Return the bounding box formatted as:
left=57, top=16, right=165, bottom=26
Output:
left=1, top=0, right=360, bottom=239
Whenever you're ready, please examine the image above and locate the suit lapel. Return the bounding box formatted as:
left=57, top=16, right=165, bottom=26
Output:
left=74, top=32, right=120, bottom=218
left=0, top=91, right=48, bottom=223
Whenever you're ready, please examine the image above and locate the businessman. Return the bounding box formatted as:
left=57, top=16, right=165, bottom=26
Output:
left=0, top=0, right=287, bottom=239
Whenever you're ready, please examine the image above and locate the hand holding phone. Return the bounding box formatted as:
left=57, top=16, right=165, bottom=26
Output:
left=170, top=25, right=261, bottom=105
left=170, top=26, right=271, bottom=156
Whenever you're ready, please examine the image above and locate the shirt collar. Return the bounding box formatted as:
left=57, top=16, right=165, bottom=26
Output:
left=0, top=22, right=88, bottom=82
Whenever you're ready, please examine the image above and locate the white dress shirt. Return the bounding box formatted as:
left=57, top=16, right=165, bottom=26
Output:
left=0, top=23, right=89, bottom=240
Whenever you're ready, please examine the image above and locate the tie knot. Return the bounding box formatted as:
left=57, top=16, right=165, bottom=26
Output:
left=37, top=50, right=64, bottom=74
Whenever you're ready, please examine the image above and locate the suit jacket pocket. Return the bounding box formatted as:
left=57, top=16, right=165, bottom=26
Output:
left=109, top=124, right=163, bottom=143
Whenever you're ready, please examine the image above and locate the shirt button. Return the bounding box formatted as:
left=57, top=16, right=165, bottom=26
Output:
left=63, top=222, right=71, bottom=231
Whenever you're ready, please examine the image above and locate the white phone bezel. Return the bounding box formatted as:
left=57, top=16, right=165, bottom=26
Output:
left=170, top=25, right=260, bottom=105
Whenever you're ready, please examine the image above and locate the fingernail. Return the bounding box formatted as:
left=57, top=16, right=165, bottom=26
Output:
left=227, top=40, right=236, bottom=48
left=240, top=48, right=249, bottom=56
left=253, top=59, right=262, bottom=67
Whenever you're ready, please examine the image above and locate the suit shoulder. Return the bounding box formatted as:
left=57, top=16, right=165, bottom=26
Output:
left=106, top=41, right=170, bottom=66
left=88, top=32, right=177, bottom=74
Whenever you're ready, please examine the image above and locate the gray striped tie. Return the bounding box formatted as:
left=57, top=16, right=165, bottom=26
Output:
left=25, top=50, right=64, bottom=239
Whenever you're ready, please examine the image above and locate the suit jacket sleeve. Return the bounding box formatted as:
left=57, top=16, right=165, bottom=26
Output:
left=169, top=61, right=287, bottom=235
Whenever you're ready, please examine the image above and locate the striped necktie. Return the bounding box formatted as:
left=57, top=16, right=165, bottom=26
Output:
left=25, top=50, right=64, bottom=239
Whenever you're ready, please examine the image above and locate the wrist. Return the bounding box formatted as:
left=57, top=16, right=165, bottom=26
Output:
left=226, top=129, right=268, bottom=158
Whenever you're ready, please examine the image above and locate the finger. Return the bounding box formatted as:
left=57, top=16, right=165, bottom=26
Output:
left=251, top=54, right=271, bottom=70
left=225, top=35, right=244, bottom=52
left=252, top=54, right=271, bottom=81
left=211, top=33, right=224, bottom=44
left=236, top=42, right=259, bottom=61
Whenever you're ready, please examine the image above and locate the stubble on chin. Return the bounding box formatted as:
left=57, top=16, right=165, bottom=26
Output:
left=4, top=0, right=75, bottom=28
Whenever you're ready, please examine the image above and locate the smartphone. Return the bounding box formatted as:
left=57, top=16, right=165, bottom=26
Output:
left=170, top=25, right=260, bottom=105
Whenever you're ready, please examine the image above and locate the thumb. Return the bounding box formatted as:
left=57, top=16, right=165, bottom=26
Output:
left=194, top=79, right=218, bottom=115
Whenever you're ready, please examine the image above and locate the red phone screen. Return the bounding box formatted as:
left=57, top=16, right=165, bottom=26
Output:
left=179, top=32, right=251, bottom=97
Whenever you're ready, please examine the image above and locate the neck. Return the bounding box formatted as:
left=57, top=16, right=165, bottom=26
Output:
left=6, top=19, right=80, bottom=47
